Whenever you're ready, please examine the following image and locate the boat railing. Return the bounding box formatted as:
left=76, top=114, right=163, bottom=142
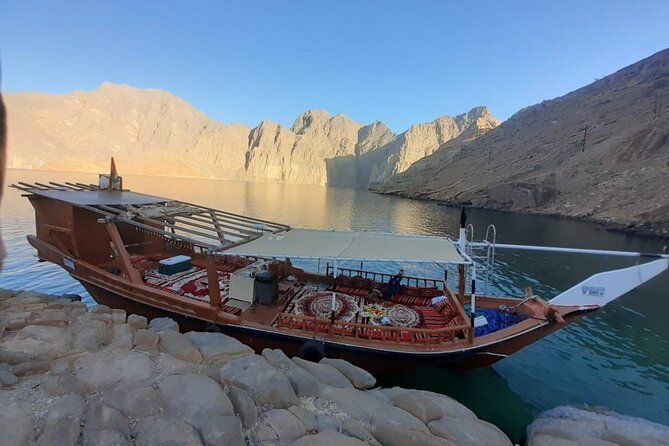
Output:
left=276, top=312, right=472, bottom=345
left=325, top=265, right=444, bottom=289
left=444, top=286, right=471, bottom=330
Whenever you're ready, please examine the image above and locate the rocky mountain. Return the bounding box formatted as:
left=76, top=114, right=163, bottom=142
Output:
left=4, top=84, right=498, bottom=187
left=373, top=49, right=669, bottom=236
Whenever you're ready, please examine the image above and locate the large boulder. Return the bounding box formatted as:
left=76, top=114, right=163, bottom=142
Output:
left=390, top=390, right=443, bottom=424
left=527, top=406, right=669, bottom=446
left=262, top=349, right=322, bottom=397
left=292, top=357, right=354, bottom=388
left=0, top=390, right=34, bottom=446
left=320, top=357, right=376, bottom=389
left=158, top=373, right=234, bottom=418
left=429, top=417, right=512, bottom=446
left=148, top=317, right=179, bottom=332
left=291, top=430, right=372, bottom=446
left=72, top=318, right=112, bottom=352
left=85, top=399, right=131, bottom=435
left=264, top=409, right=308, bottom=442
left=101, top=384, right=159, bottom=419
left=135, top=415, right=203, bottom=446
left=219, top=354, right=297, bottom=408
left=187, top=331, right=253, bottom=365
left=36, top=394, right=86, bottom=446
left=158, top=330, right=202, bottom=363
left=82, top=429, right=131, bottom=446
left=0, top=325, right=73, bottom=363
left=228, top=385, right=258, bottom=429
left=382, top=387, right=477, bottom=419
left=74, top=350, right=155, bottom=390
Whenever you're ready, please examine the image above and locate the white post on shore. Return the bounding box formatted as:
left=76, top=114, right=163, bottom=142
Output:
left=331, top=258, right=338, bottom=323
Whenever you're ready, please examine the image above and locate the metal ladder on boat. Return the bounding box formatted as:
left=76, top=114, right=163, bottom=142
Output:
left=464, top=224, right=497, bottom=295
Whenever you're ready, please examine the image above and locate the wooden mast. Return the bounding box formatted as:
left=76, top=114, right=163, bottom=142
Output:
left=105, top=222, right=142, bottom=284
left=206, top=255, right=222, bottom=309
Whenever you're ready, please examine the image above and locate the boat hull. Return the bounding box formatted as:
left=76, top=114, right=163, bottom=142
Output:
left=81, top=280, right=585, bottom=373
left=28, top=234, right=587, bottom=373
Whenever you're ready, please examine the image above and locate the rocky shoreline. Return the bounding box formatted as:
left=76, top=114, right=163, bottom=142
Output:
left=373, top=190, right=669, bottom=241
left=1, top=289, right=668, bottom=446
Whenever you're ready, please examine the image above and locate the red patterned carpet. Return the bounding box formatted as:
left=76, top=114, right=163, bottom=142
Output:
left=144, top=266, right=230, bottom=302
left=291, top=289, right=423, bottom=328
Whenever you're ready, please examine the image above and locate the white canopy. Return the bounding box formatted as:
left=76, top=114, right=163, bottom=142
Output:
left=223, top=228, right=467, bottom=264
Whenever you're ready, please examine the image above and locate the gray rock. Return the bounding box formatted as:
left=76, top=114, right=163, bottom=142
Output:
left=528, top=434, right=590, bottom=445
left=320, top=386, right=427, bottom=432
left=12, top=360, right=51, bottom=377
left=527, top=406, right=669, bottom=446
left=111, top=309, right=127, bottom=324
left=40, top=374, right=87, bottom=397
left=429, top=417, right=512, bottom=446
left=156, top=352, right=198, bottom=375
left=263, top=409, right=307, bottom=442
left=188, top=331, right=253, bottom=365
left=228, top=385, right=258, bottom=429
left=31, top=308, right=69, bottom=326
left=133, top=329, right=159, bottom=352
left=75, top=350, right=155, bottom=390
left=127, top=314, right=148, bottom=330
left=102, top=384, right=159, bottom=419
left=159, top=330, right=203, bottom=363
left=92, top=304, right=112, bottom=314
left=158, top=374, right=239, bottom=445
left=3, top=311, right=33, bottom=331
left=372, top=423, right=450, bottom=446
left=0, top=364, right=18, bottom=386
left=73, top=318, right=112, bottom=352
left=383, top=387, right=477, bottom=419
left=135, top=415, right=203, bottom=446
left=219, top=354, right=297, bottom=408
left=287, top=405, right=375, bottom=444
left=291, top=431, right=369, bottom=446
left=0, top=325, right=73, bottom=363
left=83, top=429, right=131, bottom=446
left=108, top=324, right=134, bottom=350
left=292, top=357, right=354, bottom=388
left=320, top=357, right=376, bottom=389
left=0, top=390, right=34, bottom=446
left=199, top=416, right=243, bottom=446
left=89, top=312, right=113, bottom=324
left=85, top=399, right=130, bottom=435
left=149, top=317, right=179, bottom=332
left=262, top=349, right=322, bottom=397
left=36, top=394, right=86, bottom=446
left=391, top=390, right=442, bottom=424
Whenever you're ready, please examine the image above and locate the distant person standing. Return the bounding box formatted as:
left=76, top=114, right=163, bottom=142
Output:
left=383, top=268, right=404, bottom=299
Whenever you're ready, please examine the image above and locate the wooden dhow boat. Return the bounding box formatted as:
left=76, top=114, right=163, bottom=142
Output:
left=11, top=161, right=669, bottom=372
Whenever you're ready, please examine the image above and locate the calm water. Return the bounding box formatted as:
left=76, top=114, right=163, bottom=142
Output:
left=1, top=169, right=668, bottom=441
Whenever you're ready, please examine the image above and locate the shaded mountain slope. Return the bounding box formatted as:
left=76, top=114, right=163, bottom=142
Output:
left=374, top=49, right=669, bottom=236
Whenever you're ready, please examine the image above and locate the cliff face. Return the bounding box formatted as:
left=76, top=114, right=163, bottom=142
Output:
left=374, top=49, right=669, bottom=236
left=5, top=85, right=498, bottom=186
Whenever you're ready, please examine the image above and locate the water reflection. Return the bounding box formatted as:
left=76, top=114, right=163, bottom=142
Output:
left=1, top=169, right=668, bottom=441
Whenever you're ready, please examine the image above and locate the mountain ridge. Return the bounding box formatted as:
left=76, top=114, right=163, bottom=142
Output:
left=5, top=84, right=498, bottom=186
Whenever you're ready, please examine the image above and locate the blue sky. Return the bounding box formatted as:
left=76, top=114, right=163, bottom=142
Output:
left=1, top=0, right=668, bottom=132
